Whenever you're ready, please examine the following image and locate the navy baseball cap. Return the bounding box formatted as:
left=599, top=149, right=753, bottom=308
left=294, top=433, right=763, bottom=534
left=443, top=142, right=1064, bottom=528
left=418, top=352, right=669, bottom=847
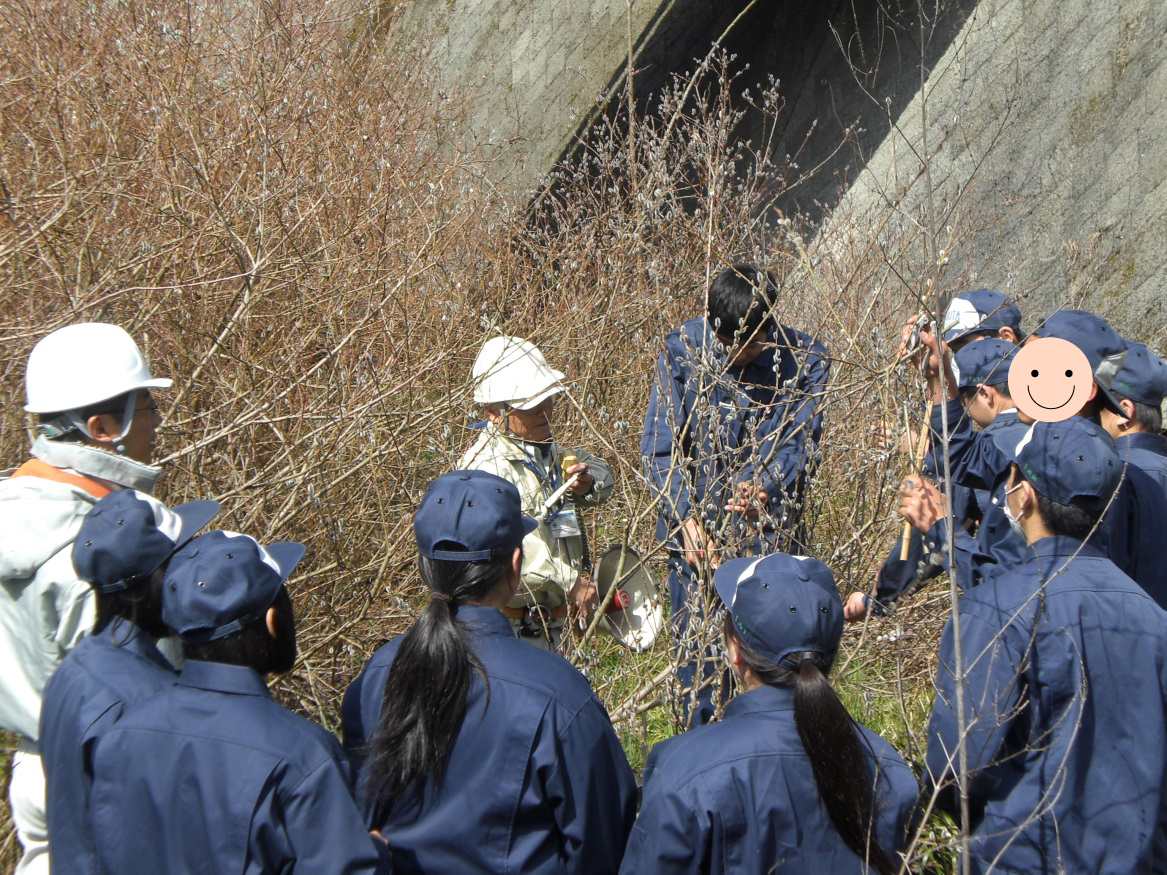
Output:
left=414, top=470, right=537, bottom=561
left=162, top=531, right=306, bottom=643
left=1010, top=418, right=1120, bottom=510
left=713, top=554, right=843, bottom=667
left=1031, top=310, right=1127, bottom=414
left=942, top=289, right=1022, bottom=343
left=954, top=338, right=1018, bottom=390
left=1111, top=341, right=1167, bottom=408
left=72, top=491, right=220, bottom=594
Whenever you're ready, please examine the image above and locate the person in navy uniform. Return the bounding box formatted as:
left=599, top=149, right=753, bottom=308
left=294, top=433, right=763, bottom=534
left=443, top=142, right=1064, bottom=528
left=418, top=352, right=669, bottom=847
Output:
left=39, top=490, right=218, bottom=875
left=620, top=553, right=919, bottom=875
left=88, top=530, right=389, bottom=874
left=642, top=263, right=830, bottom=726
left=855, top=337, right=1027, bottom=615
left=926, top=417, right=1167, bottom=874
left=342, top=470, right=636, bottom=874
left=1099, top=339, right=1167, bottom=492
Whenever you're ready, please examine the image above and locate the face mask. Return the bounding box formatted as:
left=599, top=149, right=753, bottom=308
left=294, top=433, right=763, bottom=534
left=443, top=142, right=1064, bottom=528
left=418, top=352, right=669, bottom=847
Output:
left=1001, top=481, right=1026, bottom=539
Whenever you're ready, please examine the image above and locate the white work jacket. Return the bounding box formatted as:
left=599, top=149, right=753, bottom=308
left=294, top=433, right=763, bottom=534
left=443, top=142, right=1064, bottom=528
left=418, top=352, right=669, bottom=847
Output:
left=459, top=424, right=613, bottom=609
left=0, top=437, right=160, bottom=743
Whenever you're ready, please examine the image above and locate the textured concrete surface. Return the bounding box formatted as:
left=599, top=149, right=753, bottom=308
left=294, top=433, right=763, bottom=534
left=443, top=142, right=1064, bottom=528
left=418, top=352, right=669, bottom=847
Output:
left=396, top=0, right=732, bottom=193
left=399, top=0, right=1165, bottom=344
left=827, top=0, right=1167, bottom=343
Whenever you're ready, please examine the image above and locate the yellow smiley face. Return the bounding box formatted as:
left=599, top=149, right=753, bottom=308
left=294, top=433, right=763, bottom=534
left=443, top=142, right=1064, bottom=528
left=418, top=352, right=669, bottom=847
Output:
left=1009, top=337, right=1094, bottom=422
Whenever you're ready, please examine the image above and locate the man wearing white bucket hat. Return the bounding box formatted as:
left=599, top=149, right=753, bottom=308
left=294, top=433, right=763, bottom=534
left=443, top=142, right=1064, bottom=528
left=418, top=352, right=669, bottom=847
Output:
left=460, top=335, right=614, bottom=650
left=0, top=322, right=173, bottom=874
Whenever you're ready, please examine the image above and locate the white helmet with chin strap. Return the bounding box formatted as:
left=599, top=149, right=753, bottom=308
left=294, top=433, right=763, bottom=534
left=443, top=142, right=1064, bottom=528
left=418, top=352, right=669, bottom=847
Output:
left=25, top=323, right=172, bottom=445
left=472, top=336, right=565, bottom=410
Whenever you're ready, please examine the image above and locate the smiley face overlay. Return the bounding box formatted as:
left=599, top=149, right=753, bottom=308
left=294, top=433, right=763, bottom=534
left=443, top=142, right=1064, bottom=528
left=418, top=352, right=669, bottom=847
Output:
left=1009, top=338, right=1094, bottom=422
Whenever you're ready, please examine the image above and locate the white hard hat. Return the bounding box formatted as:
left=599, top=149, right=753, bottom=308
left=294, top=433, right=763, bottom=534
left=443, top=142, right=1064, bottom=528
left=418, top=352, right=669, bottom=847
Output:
left=472, top=336, right=565, bottom=409
left=25, top=323, right=172, bottom=414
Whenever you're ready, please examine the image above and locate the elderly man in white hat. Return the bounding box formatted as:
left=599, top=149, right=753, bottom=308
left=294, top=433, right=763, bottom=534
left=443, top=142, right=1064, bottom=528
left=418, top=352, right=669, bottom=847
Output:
left=460, top=336, right=614, bottom=649
left=0, top=323, right=172, bottom=873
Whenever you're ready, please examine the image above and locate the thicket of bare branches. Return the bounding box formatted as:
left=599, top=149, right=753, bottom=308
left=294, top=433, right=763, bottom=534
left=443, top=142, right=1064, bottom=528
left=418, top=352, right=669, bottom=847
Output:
left=1, top=0, right=977, bottom=868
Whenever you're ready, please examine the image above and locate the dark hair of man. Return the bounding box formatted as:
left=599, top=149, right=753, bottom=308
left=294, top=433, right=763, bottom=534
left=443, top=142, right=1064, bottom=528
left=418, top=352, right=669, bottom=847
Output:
left=184, top=585, right=297, bottom=676
left=93, top=566, right=169, bottom=641
left=1120, top=395, right=1163, bottom=433
left=1008, top=463, right=1106, bottom=540
left=724, top=618, right=898, bottom=875
left=363, top=544, right=513, bottom=816
left=36, top=391, right=135, bottom=442
left=707, top=263, right=777, bottom=342
left=958, top=381, right=1012, bottom=407
left=1034, top=491, right=1104, bottom=540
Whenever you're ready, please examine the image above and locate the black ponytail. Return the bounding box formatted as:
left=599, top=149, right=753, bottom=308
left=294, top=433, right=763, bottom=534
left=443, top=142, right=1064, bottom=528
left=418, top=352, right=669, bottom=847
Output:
left=725, top=619, right=898, bottom=875
left=363, top=545, right=512, bottom=815
left=93, top=566, right=169, bottom=641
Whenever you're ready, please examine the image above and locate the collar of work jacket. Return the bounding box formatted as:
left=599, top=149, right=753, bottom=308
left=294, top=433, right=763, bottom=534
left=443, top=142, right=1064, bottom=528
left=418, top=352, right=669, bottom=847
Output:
left=178, top=660, right=271, bottom=699
left=92, top=618, right=175, bottom=672
left=1115, top=430, right=1167, bottom=459
left=28, top=434, right=162, bottom=493
left=481, top=422, right=557, bottom=464
left=721, top=683, right=797, bottom=720
left=451, top=602, right=516, bottom=637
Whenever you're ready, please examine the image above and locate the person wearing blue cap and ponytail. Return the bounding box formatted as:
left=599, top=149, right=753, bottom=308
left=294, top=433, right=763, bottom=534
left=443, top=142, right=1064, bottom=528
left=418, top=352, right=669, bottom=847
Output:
left=39, top=490, right=218, bottom=875
left=342, top=469, right=636, bottom=874
left=620, top=553, right=918, bottom=875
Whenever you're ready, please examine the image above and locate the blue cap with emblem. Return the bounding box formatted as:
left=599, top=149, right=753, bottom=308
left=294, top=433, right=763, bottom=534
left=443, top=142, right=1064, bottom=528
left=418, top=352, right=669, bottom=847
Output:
left=1010, top=417, right=1121, bottom=511
left=713, top=553, right=842, bottom=668
left=414, top=470, right=538, bottom=562
left=162, top=530, right=306, bottom=643
left=954, top=338, right=1018, bottom=390
left=1031, top=310, right=1127, bottom=415
left=942, top=289, right=1022, bottom=343
left=1110, top=341, right=1167, bottom=408
left=72, top=491, right=220, bottom=594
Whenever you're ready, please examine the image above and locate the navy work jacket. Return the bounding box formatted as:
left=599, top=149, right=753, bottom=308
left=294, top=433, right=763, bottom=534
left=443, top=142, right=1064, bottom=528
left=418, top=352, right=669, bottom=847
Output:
left=927, top=536, right=1167, bottom=874
left=1116, top=431, right=1167, bottom=496
left=342, top=604, right=636, bottom=874
left=89, top=659, right=388, bottom=875
left=619, top=684, right=918, bottom=875
left=40, top=619, right=175, bottom=875
left=922, top=402, right=1030, bottom=592
left=641, top=318, right=829, bottom=549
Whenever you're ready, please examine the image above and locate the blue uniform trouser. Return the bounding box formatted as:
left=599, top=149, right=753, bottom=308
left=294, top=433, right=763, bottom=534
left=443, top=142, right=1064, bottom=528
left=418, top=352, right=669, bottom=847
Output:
left=668, top=552, right=731, bottom=728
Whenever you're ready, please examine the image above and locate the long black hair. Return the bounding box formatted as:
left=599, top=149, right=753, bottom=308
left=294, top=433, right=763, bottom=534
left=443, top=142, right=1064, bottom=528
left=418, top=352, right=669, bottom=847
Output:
left=363, top=545, right=513, bottom=815
left=725, top=618, right=899, bottom=875
left=93, top=566, right=169, bottom=641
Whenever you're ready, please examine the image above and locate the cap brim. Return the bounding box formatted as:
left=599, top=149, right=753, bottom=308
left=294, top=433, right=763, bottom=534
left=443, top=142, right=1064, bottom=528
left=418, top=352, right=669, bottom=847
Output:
left=712, top=557, right=759, bottom=608
left=509, top=379, right=565, bottom=410
left=1095, top=383, right=1127, bottom=417
left=520, top=515, right=539, bottom=537
left=264, top=541, right=307, bottom=581
left=171, top=500, right=221, bottom=548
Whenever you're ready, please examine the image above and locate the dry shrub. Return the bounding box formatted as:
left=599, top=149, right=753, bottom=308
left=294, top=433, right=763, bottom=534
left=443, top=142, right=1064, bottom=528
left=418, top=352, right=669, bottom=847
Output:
left=1, top=2, right=971, bottom=868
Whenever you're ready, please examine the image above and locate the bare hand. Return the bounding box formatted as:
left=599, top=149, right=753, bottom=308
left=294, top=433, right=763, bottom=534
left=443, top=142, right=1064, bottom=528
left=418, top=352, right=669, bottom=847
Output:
left=566, top=462, right=594, bottom=496
left=724, top=482, right=768, bottom=518
left=567, top=574, right=598, bottom=615
left=844, top=591, right=871, bottom=622
left=370, top=830, right=389, bottom=848
left=680, top=517, right=719, bottom=570
left=898, top=477, right=946, bottom=534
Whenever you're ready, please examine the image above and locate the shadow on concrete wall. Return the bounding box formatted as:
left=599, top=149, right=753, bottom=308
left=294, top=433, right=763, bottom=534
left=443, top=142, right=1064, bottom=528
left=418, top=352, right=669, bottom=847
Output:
left=552, top=0, right=979, bottom=228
